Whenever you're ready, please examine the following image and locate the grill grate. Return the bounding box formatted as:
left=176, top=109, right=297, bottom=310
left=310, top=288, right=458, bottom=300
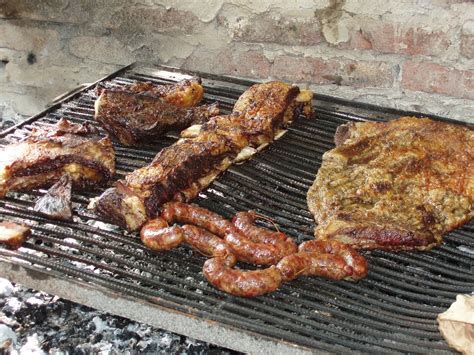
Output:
left=0, top=63, right=472, bottom=353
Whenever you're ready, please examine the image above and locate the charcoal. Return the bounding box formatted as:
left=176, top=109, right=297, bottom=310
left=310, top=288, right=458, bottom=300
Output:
left=0, top=279, right=240, bottom=354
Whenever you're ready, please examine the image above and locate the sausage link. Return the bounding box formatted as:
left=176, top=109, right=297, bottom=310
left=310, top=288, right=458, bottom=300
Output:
left=232, top=211, right=298, bottom=253
left=224, top=228, right=286, bottom=265
left=276, top=252, right=349, bottom=282
left=181, top=225, right=237, bottom=266
left=161, top=202, right=232, bottom=237
left=140, top=217, right=184, bottom=251
left=298, top=240, right=368, bottom=280
left=161, top=204, right=296, bottom=264
left=203, top=257, right=282, bottom=297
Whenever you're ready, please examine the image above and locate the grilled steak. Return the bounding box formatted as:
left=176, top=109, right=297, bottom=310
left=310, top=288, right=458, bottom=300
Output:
left=96, top=81, right=313, bottom=231
left=0, top=118, right=115, bottom=197
left=307, top=117, right=473, bottom=251
left=97, top=77, right=204, bottom=108
left=95, top=89, right=219, bottom=146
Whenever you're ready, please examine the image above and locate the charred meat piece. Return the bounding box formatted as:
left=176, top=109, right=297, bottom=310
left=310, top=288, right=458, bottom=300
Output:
left=307, top=117, right=474, bottom=251
left=184, top=81, right=313, bottom=147
left=34, top=174, right=73, bottom=221
left=121, top=78, right=204, bottom=107
left=96, top=132, right=237, bottom=231
left=95, top=89, right=219, bottom=146
left=0, top=118, right=115, bottom=198
left=97, top=81, right=313, bottom=231
left=0, top=221, right=31, bottom=249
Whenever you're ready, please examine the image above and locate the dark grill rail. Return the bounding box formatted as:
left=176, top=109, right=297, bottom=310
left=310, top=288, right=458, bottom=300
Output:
left=0, top=63, right=472, bottom=353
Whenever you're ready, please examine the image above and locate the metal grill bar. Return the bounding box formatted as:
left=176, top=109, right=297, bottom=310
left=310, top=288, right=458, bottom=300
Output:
left=0, top=63, right=471, bottom=354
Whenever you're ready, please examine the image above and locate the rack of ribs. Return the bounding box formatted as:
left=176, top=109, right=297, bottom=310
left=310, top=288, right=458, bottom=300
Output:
left=0, top=118, right=115, bottom=198
left=307, top=117, right=473, bottom=251
left=95, top=77, right=221, bottom=146
left=96, top=81, right=313, bottom=231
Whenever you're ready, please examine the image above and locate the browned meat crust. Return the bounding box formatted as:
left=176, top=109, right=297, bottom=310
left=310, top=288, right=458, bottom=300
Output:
left=97, top=81, right=313, bottom=231
left=0, top=221, right=30, bottom=249
left=95, top=89, right=219, bottom=146
left=0, top=118, right=115, bottom=198
left=307, top=117, right=474, bottom=251
left=97, top=78, right=204, bottom=108
left=121, top=78, right=204, bottom=107
left=96, top=133, right=237, bottom=230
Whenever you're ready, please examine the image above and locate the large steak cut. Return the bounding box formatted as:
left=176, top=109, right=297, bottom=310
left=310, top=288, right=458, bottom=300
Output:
left=307, top=117, right=473, bottom=251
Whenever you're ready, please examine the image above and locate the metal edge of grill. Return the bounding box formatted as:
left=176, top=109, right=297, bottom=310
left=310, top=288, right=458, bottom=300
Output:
left=0, top=62, right=472, bottom=354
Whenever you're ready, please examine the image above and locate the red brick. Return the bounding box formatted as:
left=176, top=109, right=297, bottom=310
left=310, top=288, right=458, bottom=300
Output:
left=227, top=12, right=323, bottom=46
left=184, top=48, right=271, bottom=79
left=272, top=55, right=394, bottom=88
left=339, top=20, right=451, bottom=56
left=402, top=61, right=474, bottom=99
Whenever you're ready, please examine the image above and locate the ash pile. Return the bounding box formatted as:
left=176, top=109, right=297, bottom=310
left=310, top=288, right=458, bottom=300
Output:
left=0, top=278, right=238, bottom=354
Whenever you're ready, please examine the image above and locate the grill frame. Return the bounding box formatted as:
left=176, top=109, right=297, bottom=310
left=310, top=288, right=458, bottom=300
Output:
left=0, top=62, right=472, bottom=354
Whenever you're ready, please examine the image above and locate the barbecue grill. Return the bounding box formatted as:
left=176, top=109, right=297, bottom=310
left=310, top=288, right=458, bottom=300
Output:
left=0, top=63, right=472, bottom=354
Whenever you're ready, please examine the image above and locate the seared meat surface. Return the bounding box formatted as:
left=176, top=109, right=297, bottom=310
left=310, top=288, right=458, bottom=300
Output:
left=94, top=77, right=218, bottom=146
left=307, top=117, right=473, bottom=251
left=97, top=133, right=237, bottom=230
left=122, top=78, right=204, bottom=107
left=97, top=78, right=204, bottom=108
left=0, top=119, right=115, bottom=197
left=95, top=89, right=219, bottom=146
left=97, top=81, right=313, bottom=231
left=0, top=221, right=31, bottom=249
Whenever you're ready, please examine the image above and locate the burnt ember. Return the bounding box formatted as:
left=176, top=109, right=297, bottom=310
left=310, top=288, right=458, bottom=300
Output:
left=0, top=279, right=239, bottom=354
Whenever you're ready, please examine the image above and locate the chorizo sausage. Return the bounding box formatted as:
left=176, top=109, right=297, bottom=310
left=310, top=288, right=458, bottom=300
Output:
left=140, top=217, right=184, bottom=251
left=232, top=211, right=298, bottom=253
left=276, top=252, right=349, bottom=282
left=181, top=225, right=236, bottom=266
left=161, top=202, right=232, bottom=237
left=224, top=228, right=286, bottom=265
left=203, top=257, right=282, bottom=297
left=298, top=240, right=368, bottom=280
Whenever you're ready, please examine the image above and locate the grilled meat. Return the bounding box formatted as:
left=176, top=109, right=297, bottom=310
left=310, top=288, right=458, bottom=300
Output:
left=96, top=81, right=313, bottom=231
left=185, top=81, right=312, bottom=147
left=0, top=221, right=30, bottom=249
left=307, top=117, right=474, bottom=251
left=34, top=174, right=73, bottom=221
left=0, top=118, right=115, bottom=198
left=95, top=89, right=219, bottom=146
left=97, top=77, right=204, bottom=108
left=141, top=203, right=366, bottom=297
left=121, top=78, right=204, bottom=107
left=97, top=132, right=236, bottom=230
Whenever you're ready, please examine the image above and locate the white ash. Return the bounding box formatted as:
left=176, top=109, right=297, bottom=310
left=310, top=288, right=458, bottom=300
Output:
left=16, top=334, right=45, bottom=355
left=5, top=298, right=22, bottom=313
left=92, top=316, right=110, bottom=333
left=0, top=280, right=239, bottom=354
left=0, top=324, right=17, bottom=350
left=85, top=219, right=121, bottom=233
left=0, top=279, right=14, bottom=297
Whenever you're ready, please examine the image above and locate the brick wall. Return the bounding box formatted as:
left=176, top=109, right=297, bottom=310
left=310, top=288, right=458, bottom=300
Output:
left=0, top=0, right=473, bottom=125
